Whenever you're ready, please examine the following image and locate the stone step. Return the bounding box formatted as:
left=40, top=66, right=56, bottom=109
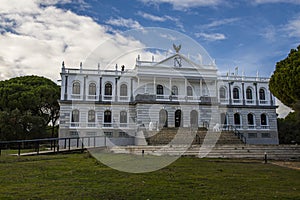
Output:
left=108, top=144, right=300, bottom=160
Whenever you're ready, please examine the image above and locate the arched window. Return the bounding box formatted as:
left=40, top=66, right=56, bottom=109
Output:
left=221, top=113, right=227, bottom=125
left=71, top=109, right=79, bottom=127
left=105, top=83, right=112, bottom=96
left=190, top=110, right=198, bottom=127
left=172, top=86, right=178, bottom=95
left=88, top=83, right=96, bottom=96
left=246, top=87, right=253, bottom=99
left=104, top=110, right=112, bottom=127
left=159, top=109, right=168, bottom=128
left=259, top=88, right=266, bottom=100
left=233, top=87, right=239, bottom=99
left=187, top=86, right=193, bottom=96
left=72, top=82, right=80, bottom=94
left=261, top=114, right=268, bottom=125
left=157, top=84, right=163, bottom=95
left=234, top=113, right=241, bottom=128
left=219, top=87, right=226, bottom=99
left=88, top=110, right=95, bottom=123
left=247, top=113, right=254, bottom=125
left=120, top=84, right=127, bottom=96
left=120, top=111, right=127, bottom=124
left=71, top=110, right=80, bottom=122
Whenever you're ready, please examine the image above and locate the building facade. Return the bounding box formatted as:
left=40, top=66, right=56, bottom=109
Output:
left=59, top=50, right=279, bottom=145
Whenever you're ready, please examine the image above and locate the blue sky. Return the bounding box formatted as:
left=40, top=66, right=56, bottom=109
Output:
left=0, top=0, right=299, bottom=116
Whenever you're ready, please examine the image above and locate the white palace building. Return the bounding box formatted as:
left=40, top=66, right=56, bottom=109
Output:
left=59, top=46, right=279, bottom=145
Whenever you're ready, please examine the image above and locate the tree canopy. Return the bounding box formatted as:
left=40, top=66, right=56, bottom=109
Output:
left=269, top=45, right=300, bottom=110
left=0, top=76, right=60, bottom=140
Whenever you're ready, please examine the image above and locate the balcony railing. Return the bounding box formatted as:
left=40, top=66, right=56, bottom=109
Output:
left=71, top=94, right=82, bottom=99
left=233, top=99, right=241, bottom=104
left=119, top=96, right=129, bottom=101
left=260, top=125, right=270, bottom=129
left=248, top=125, right=256, bottom=129
left=103, top=95, right=113, bottom=101
left=246, top=99, right=255, bottom=104
left=259, top=100, right=268, bottom=104
left=87, top=95, right=97, bottom=100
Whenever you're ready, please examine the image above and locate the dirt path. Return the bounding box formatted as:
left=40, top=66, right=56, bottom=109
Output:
left=271, top=161, right=300, bottom=170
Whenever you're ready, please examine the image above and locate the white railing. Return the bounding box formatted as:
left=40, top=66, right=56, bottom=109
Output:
left=87, top=123, right=97, bottom=127
left=248, top=125, right=256, bottom=129
left=103, top=123, right=113, bottom=127
left=71, top=94, right=82, bottom=99
left=260, top=125, right=269, bottom=129
left=103, top=95, right=113, bottom=101
left=70, top=122, right=80, bottom=127
left=233, top=99, right=241, bottom=104
left=220, top=98, right=229, bottom=104
left=259, top=100, right=268, bottom=105
left=234, top=125, right=242, bottom=129
left=119, top=96, right=129, bottom=101
left=156, top=94, right=169, bottom=101
left=87, top=95, right=97, bottom=100
left=246, top=99, right=255, bottom=104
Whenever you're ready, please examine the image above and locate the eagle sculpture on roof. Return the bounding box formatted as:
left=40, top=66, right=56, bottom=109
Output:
left=173, top=44, right=181, bottom=53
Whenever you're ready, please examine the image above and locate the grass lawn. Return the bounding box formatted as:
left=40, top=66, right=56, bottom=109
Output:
left=0, top=152, right=299, bottom=200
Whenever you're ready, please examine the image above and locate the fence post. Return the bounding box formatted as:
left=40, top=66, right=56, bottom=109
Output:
left=94, top=136, right=96, bottom=148
left=68, top=138, right=71, bottom=150
left=81, top=138, right=84, bottom=153
left=57, top=139, right=59, bottom=153
left=53, top=140, right=56, bottom=152
left=18, top=142, right=21, bottom=156
left=77, top=138, right=79, bottom=148
left=36, top=141, right=39, bottom=155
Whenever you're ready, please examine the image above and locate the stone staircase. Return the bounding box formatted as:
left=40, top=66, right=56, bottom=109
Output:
left=108, top=144, right=300, bottom=160
left=144, top=127, right=243, bottom=145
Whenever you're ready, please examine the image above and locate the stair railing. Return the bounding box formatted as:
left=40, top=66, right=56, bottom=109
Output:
left=224, top=125, right=247, bottom=144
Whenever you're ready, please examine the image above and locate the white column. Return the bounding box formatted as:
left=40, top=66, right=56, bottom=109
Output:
left=185, top=78, right=187, bottom=96
left=154, top=77, right=156, bottom=95
left=169, top=78, right=172, bottom=95
left=215, top=80, right=218, bottom=98
left=199, top=79, right=202, bottom=97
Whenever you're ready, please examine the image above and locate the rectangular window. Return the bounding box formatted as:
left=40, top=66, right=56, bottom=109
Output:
left=119, top=132, right=128, bottom=138
left=261, top=133, right=271, bottom=138
left=104, top=132, right=113, bottom=138
left=70, top=131, right=79, bottom=137
left=86, top=132, right=96, bottom=136
left=248, top=133, right=257, bottom=138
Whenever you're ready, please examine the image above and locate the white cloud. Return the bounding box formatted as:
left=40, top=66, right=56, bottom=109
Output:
left=137, top=11, right=166, bottom=22
left=253, top=0, right=300, bottom=4
left=260, top=25, right=276, bottom=41
left=285, top=15, right=300, bottom=38
left=201, top=18, right=239, bottom=29
left=195, top=32, right=226, bottom=41
left=137, top=11, right=184, bottom=31
left=140, top=0, right=223, bottom=9
left=0, top=0, right=148, bottom=82
left=105, top=17, right=143, bottom=30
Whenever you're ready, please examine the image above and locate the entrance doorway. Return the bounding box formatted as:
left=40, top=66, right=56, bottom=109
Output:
left=190, top=110, right=198, bottom=128
left=159, top=109, right=168, bottom=128
left=175, top=110, right=182, bottom=127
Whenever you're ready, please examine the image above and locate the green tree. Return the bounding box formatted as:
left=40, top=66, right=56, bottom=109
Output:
left=269, top=45, right=300, bottom=111
left=270, top=45, right=300, bottom=144
left=0, top=76, right=60, bottom=140
left=277, top=112, right=300, bottom=144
